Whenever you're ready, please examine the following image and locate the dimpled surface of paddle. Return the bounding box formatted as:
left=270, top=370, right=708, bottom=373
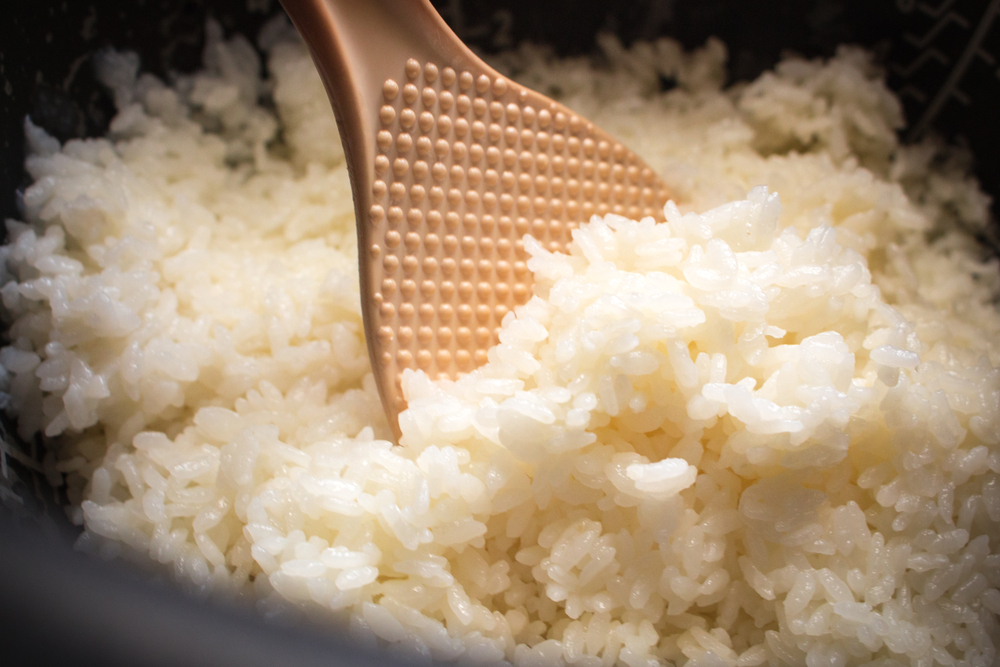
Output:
left=367, top=58, right=671, bottom=416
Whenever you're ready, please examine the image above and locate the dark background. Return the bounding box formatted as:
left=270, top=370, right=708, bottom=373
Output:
left=1, top=1, right=998, bottom=665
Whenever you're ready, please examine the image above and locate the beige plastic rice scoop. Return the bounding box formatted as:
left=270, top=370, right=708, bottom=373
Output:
left=280, top=0, right=671, bottom=437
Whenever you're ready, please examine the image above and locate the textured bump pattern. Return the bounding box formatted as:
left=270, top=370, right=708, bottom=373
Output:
left=367, top=59, right=669, bottom=412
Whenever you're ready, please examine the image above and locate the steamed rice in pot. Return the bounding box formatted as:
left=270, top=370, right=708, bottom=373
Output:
left=2, top=17, right=999, bottom=667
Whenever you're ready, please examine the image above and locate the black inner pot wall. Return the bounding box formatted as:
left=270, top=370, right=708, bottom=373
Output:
left=0, top=0, right=998, bottom=664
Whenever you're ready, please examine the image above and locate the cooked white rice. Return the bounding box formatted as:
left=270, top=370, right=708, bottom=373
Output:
left=2, top=17, right=999, bottom=667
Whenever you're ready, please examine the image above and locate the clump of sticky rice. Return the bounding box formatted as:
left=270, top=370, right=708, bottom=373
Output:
left=390, top=185, right=998, bottom=666
left=0, top=22, right=384, bottom=521
left=2, top=18, right=999, bottom=667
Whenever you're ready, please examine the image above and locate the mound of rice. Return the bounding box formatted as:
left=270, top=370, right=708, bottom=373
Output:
left=3, top=17, right=999, bottom=667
